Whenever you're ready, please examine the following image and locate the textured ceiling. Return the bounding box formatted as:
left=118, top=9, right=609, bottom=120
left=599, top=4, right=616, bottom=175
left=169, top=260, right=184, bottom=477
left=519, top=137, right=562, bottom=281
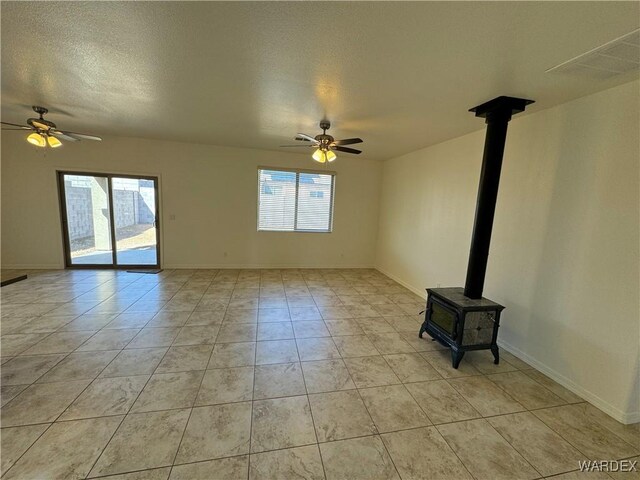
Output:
left=1, top=1, right=638, bottom=161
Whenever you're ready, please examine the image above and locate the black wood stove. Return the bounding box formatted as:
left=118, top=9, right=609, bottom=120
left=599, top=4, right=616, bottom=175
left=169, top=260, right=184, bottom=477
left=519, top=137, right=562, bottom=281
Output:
left=419, top=96, right=534, bottom=368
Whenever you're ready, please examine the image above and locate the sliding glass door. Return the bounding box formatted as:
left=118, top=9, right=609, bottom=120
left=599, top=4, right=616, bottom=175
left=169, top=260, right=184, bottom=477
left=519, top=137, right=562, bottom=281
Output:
left=58, top=172, right=160, bottom=268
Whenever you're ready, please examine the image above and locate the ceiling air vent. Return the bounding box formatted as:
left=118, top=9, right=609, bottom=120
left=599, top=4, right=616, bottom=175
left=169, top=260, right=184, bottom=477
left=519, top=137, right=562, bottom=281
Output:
left=547, top=29, right=639, bottom=79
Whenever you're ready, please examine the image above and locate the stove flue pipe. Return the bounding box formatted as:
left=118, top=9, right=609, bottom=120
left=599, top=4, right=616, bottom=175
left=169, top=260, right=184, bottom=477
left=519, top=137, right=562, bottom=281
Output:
left=464, top=96, right=534, bottom=299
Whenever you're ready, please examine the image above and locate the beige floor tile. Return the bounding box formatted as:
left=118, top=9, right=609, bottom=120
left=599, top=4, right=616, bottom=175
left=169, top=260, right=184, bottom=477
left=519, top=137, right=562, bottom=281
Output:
left=254, top=362, right=306, bottom=399
left=59, top=375, right=149, bottom=420
left=488, top=370, right=566, bottom=409
left=216, top=323, right=257, bottom=343
left=421, top=350, right=481, bottom=378
left=545, top=471, right=612, bottom=480
left=488, top=412, right=585, bottom=477
left=325, top=320, right=365, bottom=336
left=251, top=396, right=316, bottom=453
left=131, top=370, right=203, bottom=413
left=258, top=308, right=291, bottom=322
left=290, top=306, right=323, bottom=321
left=37, top=350, right=120, bottom=383
left=126, top=328, right=180, bottom=348
left=1, top=379, right=91, bottom=427
left=521, top=369, right=584, bottom=404
left=208, top=342, right=256, bottom=368
left=101, top=348, right=167, bottom=377
left=533, top=404, right=638, bottom=459
left=185, top=310, right=224, bottom=326
left=224, top=308, right=259, bottom=324
left=292, top=321, right=330, bottom=338
left=399, top=332, right=446, bottom=352
left=255, top=339, right=299, bottom=365
left=356, top=317, right=397, bottom=334
left=405, top=380, right=481, bottom=424
left=76, top=329, right=140, bottom=351
left=464, top=349, right=519, bottom=374
left=94, top=467, right=171, bottom=480
left=0, top=333, right=49, bottom=356
left=499, top=350, right=532, bottom=370
left=333, top=335, right=380, bottom=357
left=196, top=366, right=254, bottom=405
left=176, top=403, right=252, bottom=463
left=22, top=331, right=96, bottom=355
left=320, top=436, right=399, bottom=480
left=1, top=354, right=65, bottom=385
left=296, top=337, right=341, bottom=361
left=608, top=456, right=639, bottom=480
left=301, top=359, right=356, bottom=394
left=384, top=315, right=421, bottom=332
left=3, top=416, right=122, bottom=480
left=156, top=345, right=213, bottom=373
left=89, top=409, right=190, bottom=477
left=257, top=321, right=294, bottom=340
left=172, top=326, right=219, bottom=346
left=447, top=375, right=525, bottom=416
left=437, top=419, right=539, bottom=480
left=381, top=426, right=473, bottom=480
left=360, top=384, right=431, bottom=433
left=343, top=356, right=400, bottom=388
left=258, top=299, right=288, bottom=309
left=1, top=384, right=28, bottom=407
left=249, top=445, right=325, bottom=480
left=309, top=390, right=377, bottom=442
left=576, top=403, right=640, bottom=448
left=170, top=456, right=247, bottom=480
left=104, top=312, right=155, bottom=330
left=383, top=353, right=441, bottom=383
left=0, top=424, right=49, bottom=476
left=369, top=333, right=415, bottom=355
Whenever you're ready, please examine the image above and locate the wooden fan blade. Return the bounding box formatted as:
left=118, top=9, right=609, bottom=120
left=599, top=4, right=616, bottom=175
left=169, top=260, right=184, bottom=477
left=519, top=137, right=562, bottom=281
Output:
left=332, top=137, right=363, bottom=146
left=31, top=120, right=51, bottom=130
left=295, top=133, right=318, bottom=142
left=51, top=130, right=79, bottom=142
left=1, top=121, right=32, bottom=130
left=58, top=130, right=102, bottom=141
left=333, top=146, right=362, bottom=154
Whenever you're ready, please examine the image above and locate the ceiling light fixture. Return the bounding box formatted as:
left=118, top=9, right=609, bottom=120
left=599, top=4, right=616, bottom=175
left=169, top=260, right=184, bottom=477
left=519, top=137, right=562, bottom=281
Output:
left=312, top=148, right=336, bottom=164
left=47, top=135, right=62, bottom=148
left=27, top=132, right=46, bottom=147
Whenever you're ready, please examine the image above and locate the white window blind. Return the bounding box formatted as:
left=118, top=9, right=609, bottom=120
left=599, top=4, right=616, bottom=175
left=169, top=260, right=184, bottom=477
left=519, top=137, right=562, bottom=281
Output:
left=258, top=168, right=335, bottom=232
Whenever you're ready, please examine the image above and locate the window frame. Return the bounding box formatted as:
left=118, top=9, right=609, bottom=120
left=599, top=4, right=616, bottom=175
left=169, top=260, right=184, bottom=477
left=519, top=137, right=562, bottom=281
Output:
left=257, top=167, right=336, bottom=233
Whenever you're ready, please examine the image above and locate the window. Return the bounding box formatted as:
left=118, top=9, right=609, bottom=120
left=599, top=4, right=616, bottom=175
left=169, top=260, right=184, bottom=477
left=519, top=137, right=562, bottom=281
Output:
left=258, top=168, right=335, bottom=232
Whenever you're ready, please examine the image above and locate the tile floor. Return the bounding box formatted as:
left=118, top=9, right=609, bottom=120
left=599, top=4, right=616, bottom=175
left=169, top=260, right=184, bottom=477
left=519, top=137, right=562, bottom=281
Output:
left=0, top=268, right=638, bottom=480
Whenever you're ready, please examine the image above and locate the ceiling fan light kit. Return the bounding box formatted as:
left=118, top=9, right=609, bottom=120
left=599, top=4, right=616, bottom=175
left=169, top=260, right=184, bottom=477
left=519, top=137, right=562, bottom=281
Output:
left=1, top=105, right=103, bottom=148
left=280, top=120, right=363, bottom=164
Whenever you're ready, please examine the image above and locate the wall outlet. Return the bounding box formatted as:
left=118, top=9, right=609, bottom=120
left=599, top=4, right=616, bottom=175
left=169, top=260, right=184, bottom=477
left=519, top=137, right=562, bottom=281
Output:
left=437, top=283, right=441, bottom=288
left=169, top=214, right=176, bottom=220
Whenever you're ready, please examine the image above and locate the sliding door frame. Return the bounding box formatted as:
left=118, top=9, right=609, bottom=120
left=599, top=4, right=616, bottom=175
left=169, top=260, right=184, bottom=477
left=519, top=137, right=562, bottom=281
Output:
left=57, top=171, right=161, bottom=269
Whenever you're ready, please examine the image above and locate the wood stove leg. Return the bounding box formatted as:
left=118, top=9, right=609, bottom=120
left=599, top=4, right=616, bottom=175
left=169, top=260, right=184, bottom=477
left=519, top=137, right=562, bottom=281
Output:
left=418, top=322, right=427, bottom=338
left=451, top=350, right=465, bottom=369
left=491, top=345, right=500, bottom=364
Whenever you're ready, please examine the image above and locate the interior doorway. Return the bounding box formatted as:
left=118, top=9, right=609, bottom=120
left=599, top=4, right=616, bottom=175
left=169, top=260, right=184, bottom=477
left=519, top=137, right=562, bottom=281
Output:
left=58, top=172, right=160, bottom=268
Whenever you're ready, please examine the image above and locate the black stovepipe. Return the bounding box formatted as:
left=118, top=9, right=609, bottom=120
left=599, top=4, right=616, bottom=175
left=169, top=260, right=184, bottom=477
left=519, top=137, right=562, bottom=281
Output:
left=463, top=96, right=534, bottom=299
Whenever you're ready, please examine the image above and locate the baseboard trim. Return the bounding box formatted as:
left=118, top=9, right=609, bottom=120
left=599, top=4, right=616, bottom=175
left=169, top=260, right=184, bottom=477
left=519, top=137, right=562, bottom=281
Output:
left=498, top=339, right=639, bottom=425
left=374, top=265, right=639, bottom=425
left=163, top=263, right=377, bottom=269
left=1, top=264, right=64, bottom=270
left=374, top=266, right=427, bottom=299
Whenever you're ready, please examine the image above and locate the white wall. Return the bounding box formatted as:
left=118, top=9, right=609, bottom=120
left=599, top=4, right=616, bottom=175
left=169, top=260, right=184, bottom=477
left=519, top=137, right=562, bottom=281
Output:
left=1, top=135, right=382, bottom=269
left=376, top=81, right=640, bottom=423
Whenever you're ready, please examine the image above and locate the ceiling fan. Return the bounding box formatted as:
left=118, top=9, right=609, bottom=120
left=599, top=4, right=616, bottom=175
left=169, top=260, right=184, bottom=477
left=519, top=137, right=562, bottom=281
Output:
left=1, top=106, right=102, bottom=148
left=281, top=120, right=363, bottom=163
